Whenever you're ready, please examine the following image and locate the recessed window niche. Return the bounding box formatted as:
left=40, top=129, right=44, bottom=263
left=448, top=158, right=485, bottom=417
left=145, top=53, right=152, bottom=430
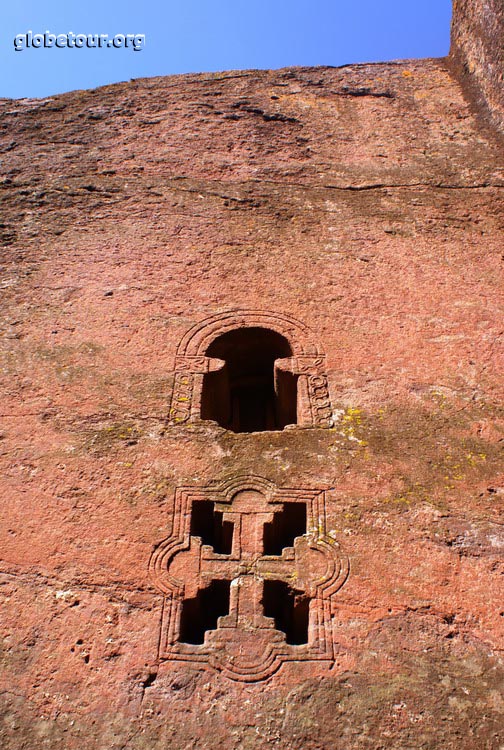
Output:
left=169, top=310, right=334, bottom=430
left=201, top=327, right=297, bottom=433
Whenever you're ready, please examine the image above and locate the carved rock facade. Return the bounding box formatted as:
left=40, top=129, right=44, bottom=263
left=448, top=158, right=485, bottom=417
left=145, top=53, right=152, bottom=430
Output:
left=149, top=475, right=348, bottom=681
left=1, top=8, right=503, bottom=747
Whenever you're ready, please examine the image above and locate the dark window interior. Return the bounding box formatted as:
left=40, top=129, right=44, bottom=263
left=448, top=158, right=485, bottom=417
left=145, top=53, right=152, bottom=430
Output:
left=179, top=580, right=231, bottom=644
left=200, top=327, right=297, bottom=433
left=190, top=500, right=233, bottom=555
left=262, top=580, right=310, bottom=645
left=263, top=503, right=307, bottom=555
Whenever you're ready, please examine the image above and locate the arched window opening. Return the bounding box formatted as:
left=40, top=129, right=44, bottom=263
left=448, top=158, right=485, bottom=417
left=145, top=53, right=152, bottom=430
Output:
left=201, top=327, right=297, bottom=433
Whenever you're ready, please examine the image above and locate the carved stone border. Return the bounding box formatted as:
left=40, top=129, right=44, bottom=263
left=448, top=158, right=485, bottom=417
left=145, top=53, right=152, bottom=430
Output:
left=149, top=475, right=349, bottom=682
left=168, top=309, right=334, bottom=427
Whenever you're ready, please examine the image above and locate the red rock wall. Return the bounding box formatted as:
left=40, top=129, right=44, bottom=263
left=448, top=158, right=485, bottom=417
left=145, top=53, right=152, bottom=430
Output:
left=451, top=0, right=504, bottom=129
left=0, top=59, right=503, bottom=748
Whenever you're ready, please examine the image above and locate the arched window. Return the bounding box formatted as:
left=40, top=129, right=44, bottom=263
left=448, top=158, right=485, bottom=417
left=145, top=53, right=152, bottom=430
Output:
left=200, top=327, right=297, bottom=433
left=169, top=310, right=334, bottom=429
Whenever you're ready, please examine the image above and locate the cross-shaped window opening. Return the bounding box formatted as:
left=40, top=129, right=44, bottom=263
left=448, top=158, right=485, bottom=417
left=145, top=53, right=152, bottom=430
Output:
left=180, top=498, right=309, bottom=646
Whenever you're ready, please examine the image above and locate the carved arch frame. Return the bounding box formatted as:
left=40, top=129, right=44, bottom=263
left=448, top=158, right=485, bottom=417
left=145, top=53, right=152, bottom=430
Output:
left=169, top=309, right=334, bottom=428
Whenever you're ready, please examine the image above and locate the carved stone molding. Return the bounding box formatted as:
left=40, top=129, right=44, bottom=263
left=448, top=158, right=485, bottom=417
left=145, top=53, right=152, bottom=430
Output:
left=168, top=310, right=334, bottom=427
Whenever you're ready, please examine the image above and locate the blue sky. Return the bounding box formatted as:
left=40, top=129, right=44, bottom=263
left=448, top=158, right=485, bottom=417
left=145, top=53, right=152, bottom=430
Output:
left=2, top=1, right=452, bottom=99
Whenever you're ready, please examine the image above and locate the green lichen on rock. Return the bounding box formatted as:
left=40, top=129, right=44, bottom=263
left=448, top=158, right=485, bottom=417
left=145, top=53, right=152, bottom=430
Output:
left=81, top=421, right=143, bottom=454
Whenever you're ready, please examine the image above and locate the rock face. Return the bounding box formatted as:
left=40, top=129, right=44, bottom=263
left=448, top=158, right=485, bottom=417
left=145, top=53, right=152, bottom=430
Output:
left=1, top=13, right=503, bottom=750
left=451, top=0, right=504, bottom=129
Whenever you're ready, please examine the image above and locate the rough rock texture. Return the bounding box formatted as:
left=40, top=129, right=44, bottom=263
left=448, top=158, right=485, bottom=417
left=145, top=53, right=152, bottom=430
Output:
left=451, top=0, right=504, bottom=130
left=0, top=47, right=503, bottom=750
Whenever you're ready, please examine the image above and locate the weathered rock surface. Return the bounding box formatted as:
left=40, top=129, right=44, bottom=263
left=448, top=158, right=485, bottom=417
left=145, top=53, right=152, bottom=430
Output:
left=0, top=47, right=503, bottom=750
left=451, top=0, right=504, bottom=129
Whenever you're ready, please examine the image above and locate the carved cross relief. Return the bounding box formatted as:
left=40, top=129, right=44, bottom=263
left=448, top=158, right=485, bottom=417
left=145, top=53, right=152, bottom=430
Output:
left=149, top=476, right=348, bottom=682
left=154, top=313, right=345, bottom=680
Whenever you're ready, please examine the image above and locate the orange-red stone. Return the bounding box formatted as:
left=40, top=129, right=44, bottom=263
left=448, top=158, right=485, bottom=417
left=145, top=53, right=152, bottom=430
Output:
left=0, top=10, right=503, bottom=748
